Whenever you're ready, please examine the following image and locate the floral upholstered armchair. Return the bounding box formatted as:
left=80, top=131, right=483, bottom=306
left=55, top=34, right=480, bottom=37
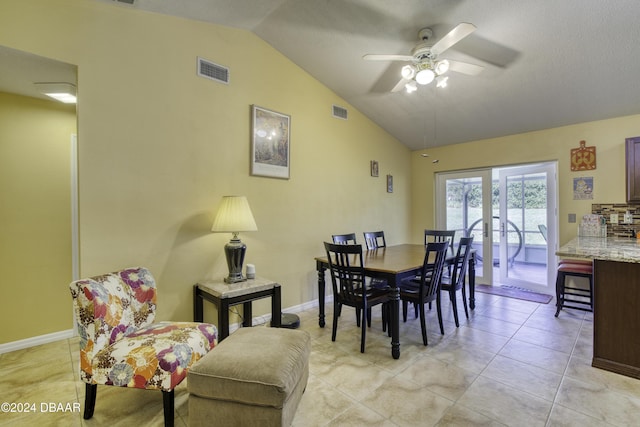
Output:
left=69, top=267, right=217, bottom=427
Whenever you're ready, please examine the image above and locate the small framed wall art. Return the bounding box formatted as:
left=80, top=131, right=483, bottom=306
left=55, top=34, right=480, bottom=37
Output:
left=387, top=174, right=393, bottom=193
left=370, top=160, right=379, bottom=177
left=251, top=105, right=291, bottom=179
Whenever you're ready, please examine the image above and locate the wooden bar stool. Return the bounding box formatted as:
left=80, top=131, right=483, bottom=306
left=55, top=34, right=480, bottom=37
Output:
left=555, top=260, right=593, bottom=317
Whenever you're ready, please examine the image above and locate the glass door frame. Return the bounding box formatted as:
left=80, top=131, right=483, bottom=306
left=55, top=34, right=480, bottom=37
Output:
left=435, top=168, right=493, bottom=285
left=498, top=163, right=557, bottom=293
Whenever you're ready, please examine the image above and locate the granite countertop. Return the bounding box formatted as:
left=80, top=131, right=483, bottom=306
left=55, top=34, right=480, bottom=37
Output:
left=556, top=236, right=640, bottom=263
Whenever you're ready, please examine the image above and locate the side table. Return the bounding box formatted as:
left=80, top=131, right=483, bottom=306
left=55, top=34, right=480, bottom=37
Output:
left=194, top=277, right=281, bottom=341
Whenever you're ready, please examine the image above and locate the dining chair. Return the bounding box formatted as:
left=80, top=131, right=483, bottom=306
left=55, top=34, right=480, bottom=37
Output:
left=332, top=233, right=357, bottom=244
left=399, top=241, right=449, bottom=346
left=323, top=242, right=391, bottom=353
left=440, top=236, right=474, bottom=327
left=363, top=231, right=386, bottom=250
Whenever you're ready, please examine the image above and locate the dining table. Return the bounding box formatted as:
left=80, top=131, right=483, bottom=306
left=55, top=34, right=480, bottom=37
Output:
left=315, top=243, right=476, bottom=359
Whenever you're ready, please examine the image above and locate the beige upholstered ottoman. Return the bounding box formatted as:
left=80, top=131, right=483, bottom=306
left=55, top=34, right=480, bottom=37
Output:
left=188, top=327, right=311, bottom=427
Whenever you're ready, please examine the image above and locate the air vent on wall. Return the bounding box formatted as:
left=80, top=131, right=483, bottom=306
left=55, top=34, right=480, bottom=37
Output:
left=197, top=57, right=230, bottom=84
left=332, top=105, right=348, bottom=120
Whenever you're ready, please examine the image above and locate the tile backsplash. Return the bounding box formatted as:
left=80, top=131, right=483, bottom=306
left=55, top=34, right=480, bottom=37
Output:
left=592, top=204, right=640, bottom=237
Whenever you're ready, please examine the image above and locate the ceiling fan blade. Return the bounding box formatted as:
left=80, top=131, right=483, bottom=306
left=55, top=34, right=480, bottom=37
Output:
left=391, top=77, right=411, bottom=92
left=448, top=59, right=484, bottom=76
left=363, top=54, right=414, bottom=62
left=430, top=23, right=477, bottom=56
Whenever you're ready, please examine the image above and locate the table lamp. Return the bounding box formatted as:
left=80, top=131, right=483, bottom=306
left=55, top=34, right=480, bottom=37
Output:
left=211, top=196, right=258, bottom=283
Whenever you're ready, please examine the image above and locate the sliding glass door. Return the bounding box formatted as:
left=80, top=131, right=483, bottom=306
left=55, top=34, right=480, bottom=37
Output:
left=498, top=163, right=557, bottom=293
left=435, top=169, right=493, bottom=285
left=436, top=163, right=557, bottom=292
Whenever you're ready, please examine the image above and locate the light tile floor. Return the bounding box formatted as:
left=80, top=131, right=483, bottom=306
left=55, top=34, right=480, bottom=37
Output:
left=2, top=292, right=640, bottom=426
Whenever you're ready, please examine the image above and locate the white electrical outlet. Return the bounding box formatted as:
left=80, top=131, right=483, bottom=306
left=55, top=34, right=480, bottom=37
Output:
left=610, top=213, right=619, bottom=224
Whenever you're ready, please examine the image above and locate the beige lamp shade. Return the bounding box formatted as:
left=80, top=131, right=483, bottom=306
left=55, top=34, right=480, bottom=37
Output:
left=211, top=196, right=258, bottom=233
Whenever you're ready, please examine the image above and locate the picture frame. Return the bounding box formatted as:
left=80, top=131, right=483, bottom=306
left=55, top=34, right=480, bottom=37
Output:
left=370, top=160, right=379, bottom=177
left=387, top=174, right=393, bottom=193
left=251, top=105, right=291, bottom=179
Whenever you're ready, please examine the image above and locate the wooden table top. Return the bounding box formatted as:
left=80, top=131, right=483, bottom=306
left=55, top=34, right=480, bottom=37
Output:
left=316, top=243, right=427, bottom=274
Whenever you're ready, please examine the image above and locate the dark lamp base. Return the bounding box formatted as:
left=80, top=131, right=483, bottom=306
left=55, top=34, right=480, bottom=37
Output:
left=224, top=238, right=247, bottom=284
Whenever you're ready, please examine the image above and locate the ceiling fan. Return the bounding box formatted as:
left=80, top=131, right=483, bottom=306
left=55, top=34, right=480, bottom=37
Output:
left=363, top=23, right=484, bottom=93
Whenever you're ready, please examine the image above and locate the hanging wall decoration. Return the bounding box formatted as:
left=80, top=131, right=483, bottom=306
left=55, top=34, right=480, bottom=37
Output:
left=370, top=160, right=379, bottom=177
left=573, top=177, right=594, bottom=200
left=570, top=140, right=596, bottom=171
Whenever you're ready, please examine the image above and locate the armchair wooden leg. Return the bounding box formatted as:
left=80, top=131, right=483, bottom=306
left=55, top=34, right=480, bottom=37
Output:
left=163, top=389, right=174, bottom=427
left=83, top=384, right=97, bottom=420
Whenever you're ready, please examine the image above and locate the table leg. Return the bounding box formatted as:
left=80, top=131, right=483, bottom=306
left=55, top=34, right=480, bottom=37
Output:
left=193, top=285, right=203, bottom=322
left=391, top=285, right=400, bottom=359
left=271, top=285, right=282, bottom=328
left=243, top=302, right=253, bottom=327
left=219, top=301, right=230, bottom=341
left=317, top=261, right=326, bottom=328
left=469, top=252, right=476, bottom=310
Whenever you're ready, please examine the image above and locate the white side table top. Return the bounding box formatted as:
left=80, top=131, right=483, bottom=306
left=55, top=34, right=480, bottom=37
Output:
left=197, top=277, right=279, bottom=299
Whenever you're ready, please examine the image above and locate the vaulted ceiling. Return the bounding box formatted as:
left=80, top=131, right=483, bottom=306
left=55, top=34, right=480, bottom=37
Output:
left=7, top=0, right=640, bottom=151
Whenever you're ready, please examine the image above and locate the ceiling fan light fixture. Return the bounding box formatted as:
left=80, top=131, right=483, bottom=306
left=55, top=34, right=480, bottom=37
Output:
left=401, top=65, right=416, bottom=80
left=415, top=69, right=435, bottom=85
left=436, top=75, right=449, bottom=88
left=434, top=59, right=449, bottom=75
left=405, top=81, right=417, bottom=93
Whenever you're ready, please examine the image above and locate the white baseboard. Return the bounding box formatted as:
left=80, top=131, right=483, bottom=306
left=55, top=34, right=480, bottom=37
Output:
left=0, top=298, right=330, bottom=353
left=0, top=329, right=76, bottom=354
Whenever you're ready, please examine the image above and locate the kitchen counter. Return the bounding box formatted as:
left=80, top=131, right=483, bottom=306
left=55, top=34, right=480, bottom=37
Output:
left=557, top=236, right=640, bottom=379
left=556, top=236, right=640, bottom=263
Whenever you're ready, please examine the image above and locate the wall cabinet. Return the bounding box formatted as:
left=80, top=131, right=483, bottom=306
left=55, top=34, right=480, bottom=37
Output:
left=626, top=136, right=640, bottom=203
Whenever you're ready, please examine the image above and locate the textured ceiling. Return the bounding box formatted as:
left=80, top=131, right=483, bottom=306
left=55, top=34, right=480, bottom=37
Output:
left=5, top=1, right=640, bottom=151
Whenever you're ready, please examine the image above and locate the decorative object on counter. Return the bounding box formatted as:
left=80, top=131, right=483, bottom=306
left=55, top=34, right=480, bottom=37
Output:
left=211, top=196, right=258, bottom=283
left=251, top=105, right=290, bottom=179
left=578, top=214, right=606, bottom=237
left=570, top=140, right=596, bottom=171
left=573, top=176, right=593, bottom=200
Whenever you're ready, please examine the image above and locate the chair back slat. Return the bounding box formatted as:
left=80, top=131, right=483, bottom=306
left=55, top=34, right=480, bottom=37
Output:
left=363, top=231, right=386, bottom=250
left=450, top=237, right=474, bottom=288
left=418, top=241, right=449, bottom=300
left=424, top=229, right=456, bottom=255
left=332, top=233, right=357, bottom=245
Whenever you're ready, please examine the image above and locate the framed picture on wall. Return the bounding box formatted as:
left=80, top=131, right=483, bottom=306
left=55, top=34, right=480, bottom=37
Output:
left=371, top=160, right=379, bottom=177
left=251, top=105, right=291, bottom=179
left=387, top=174, right=393, bottom=193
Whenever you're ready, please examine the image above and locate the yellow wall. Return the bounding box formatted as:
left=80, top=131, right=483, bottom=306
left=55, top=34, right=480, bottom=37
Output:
left=0, top=92, right=76, bottom=343
left=0, top=0, right=411, bottom=339
left=411, top=114, right=640, bottom=246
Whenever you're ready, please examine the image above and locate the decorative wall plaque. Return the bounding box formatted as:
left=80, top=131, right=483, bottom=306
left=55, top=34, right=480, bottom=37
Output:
left=570, top=140, right=596, bottom=171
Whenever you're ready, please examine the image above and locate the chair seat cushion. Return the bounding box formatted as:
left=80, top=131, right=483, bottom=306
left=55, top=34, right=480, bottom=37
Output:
left=188, top=327, right=311, bottom=408
left=86, top=321, right=217, bottom=391
left=558, top=264, right=593, bottom=274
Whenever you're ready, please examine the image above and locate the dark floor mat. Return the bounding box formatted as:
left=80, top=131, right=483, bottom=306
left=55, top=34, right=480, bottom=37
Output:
left=476, top=284, right=553, bottom=304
